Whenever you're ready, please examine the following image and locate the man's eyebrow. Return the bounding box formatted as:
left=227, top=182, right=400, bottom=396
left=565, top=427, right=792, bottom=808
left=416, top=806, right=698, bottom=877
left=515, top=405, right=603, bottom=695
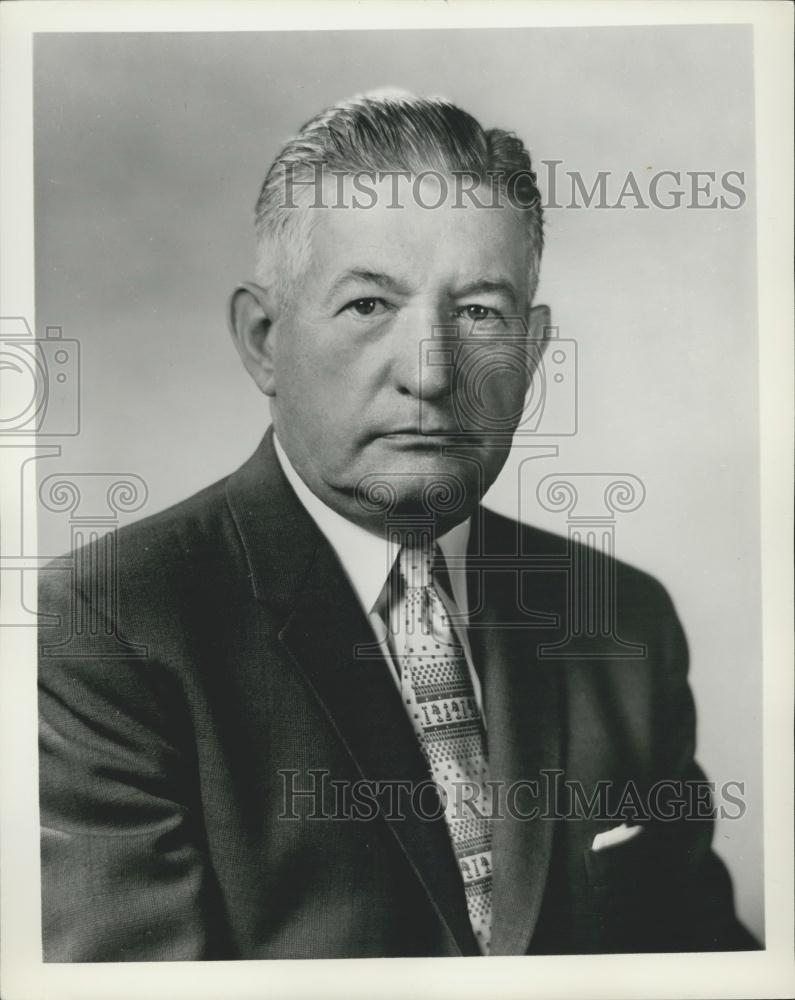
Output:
left=325, top=268, right=409, bottom=301
left=453, top=278, right=519, bottom=305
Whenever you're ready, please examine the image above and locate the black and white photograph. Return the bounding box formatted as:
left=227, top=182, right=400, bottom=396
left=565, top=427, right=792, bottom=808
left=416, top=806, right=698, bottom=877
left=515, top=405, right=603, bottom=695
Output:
left=0, top=3, right=792, bottom=999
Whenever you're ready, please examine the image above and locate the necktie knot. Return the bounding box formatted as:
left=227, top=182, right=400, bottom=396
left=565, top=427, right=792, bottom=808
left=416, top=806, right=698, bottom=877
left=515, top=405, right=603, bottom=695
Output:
left=398, top=542, right=433, bottom=592
left=398, top=541, right=453, bottom=596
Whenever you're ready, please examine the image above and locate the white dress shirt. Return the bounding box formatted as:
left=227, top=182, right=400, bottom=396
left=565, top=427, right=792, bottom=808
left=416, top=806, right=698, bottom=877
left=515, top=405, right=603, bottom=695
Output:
left=273, top=434, right=484, bottom=714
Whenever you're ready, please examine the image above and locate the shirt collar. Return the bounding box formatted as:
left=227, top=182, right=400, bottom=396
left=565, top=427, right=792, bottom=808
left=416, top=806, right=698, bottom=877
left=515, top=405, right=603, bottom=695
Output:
left=273, top=432, right=471, bottom=615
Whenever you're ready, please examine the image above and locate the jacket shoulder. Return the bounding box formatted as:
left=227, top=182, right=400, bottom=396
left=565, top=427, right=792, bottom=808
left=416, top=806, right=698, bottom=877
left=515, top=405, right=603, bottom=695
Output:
left=480, top=505, right=677, bottom=613
left=39, top=473, right=243, bottom=613
left=481, top=504, right=655, bottom=572
left=113, top=474, right=233, bottom=556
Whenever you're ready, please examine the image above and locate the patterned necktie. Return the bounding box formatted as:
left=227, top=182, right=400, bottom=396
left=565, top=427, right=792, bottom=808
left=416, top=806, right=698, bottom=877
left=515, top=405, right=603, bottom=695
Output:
left=391, top=540, right=493, bottom=954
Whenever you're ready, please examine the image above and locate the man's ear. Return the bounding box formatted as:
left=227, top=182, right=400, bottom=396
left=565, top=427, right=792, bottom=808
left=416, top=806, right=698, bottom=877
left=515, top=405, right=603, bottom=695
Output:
left=227, top=281, right=279, bottom=397
left=528, top=304, right=552, bottom=350
left=526, top=303, right=553, bottom=380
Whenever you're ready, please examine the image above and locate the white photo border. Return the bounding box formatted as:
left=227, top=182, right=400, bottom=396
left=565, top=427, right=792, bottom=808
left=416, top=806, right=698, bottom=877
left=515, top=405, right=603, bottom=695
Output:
left=1, top=3, right=792, bottom=999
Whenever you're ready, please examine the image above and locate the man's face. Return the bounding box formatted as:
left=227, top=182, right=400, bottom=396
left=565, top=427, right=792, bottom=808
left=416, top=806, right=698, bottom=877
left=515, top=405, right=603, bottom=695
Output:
left=265, top=175, right=543, bottom=531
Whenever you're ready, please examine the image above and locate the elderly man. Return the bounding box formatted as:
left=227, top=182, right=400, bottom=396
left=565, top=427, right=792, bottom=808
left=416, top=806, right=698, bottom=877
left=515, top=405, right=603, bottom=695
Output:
left=38, top=92, right=756, bottom=960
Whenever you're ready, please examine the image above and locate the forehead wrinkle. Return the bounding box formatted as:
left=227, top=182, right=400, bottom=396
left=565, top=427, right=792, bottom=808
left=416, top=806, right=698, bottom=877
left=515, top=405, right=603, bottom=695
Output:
left=307, top=199, right=532, bottom=309
left=323, top=267, right=412, bottom=304
left=453, top=277, right=519, bottom=308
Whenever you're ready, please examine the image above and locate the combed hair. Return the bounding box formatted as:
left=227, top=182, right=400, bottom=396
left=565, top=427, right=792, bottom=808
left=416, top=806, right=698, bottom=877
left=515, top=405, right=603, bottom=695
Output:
left=254, top=90, right=544, bottom=303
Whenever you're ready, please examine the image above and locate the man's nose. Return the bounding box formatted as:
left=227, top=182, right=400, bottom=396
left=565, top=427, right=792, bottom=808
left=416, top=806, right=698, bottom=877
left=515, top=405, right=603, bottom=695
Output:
left=391, top=307, right=455, bottom=401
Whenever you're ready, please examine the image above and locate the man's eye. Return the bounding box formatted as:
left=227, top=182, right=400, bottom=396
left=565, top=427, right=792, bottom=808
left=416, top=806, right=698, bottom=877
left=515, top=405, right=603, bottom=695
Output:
left=345, top=298, right=387, bottom=317
left=457, top=304, right=502, bottom=321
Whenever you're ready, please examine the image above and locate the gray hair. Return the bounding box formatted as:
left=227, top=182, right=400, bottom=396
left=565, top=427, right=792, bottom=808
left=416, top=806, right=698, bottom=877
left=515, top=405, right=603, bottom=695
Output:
left=254, top=90, right=544, bottom=304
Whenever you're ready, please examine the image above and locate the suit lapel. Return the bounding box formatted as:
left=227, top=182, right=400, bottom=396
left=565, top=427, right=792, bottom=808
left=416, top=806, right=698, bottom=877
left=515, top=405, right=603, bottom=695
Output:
left=226, top=430, right=478, bottom=956
left=467, top=510, right=563, bottom=956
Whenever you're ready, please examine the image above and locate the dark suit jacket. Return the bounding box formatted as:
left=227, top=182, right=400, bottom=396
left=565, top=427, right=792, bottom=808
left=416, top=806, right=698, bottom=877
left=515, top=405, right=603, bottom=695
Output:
left=38, top=430, right=757, bottom=960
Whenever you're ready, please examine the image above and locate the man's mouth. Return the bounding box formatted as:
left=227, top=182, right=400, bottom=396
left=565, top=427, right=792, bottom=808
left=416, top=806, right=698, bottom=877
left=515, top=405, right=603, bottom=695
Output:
left=379, top=427, right=463, bottom=438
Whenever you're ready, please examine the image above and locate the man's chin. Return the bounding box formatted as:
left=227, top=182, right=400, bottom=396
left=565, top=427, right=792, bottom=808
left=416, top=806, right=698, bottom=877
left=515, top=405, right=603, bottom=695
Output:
left=350, top=442, right=499, bottom=525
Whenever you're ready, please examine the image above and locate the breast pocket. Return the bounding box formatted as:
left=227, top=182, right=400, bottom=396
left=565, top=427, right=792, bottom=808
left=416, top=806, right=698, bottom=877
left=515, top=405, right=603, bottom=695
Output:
left=584, top=825, right=650, bottom=891
left=580, top=826, right=659, bottom=951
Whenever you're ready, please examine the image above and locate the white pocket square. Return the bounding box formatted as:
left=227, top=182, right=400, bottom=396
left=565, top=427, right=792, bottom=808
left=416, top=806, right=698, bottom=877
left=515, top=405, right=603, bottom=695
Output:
left=591, top=823, right=644, bottom=852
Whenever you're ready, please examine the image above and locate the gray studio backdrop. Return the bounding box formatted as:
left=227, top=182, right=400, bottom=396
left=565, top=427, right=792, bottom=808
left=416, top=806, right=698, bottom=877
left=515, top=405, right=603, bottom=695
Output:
left=33, top=26, right=762, bottom=939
